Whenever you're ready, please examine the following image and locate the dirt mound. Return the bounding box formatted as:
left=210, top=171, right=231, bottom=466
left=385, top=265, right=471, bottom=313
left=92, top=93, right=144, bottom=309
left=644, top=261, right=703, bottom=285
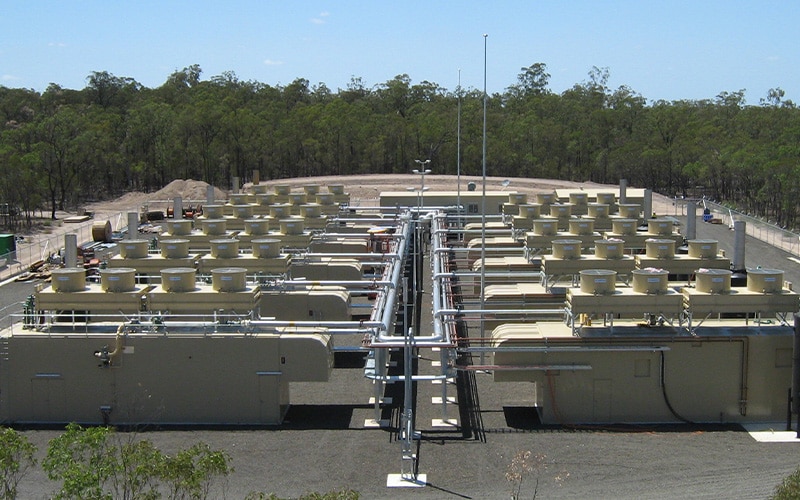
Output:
left=84, top=180, right=227, bottom=217
left=151, top=179, right=227, bottom=201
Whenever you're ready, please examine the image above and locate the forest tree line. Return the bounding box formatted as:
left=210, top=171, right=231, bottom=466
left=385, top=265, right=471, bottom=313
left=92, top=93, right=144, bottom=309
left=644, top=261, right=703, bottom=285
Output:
left=0, top=63, right=798, bottom=230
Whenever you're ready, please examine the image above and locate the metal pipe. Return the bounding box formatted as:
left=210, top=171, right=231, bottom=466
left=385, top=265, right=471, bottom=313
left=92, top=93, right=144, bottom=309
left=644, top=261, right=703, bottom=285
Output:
left=456, top=364, right=592, bottom=371
left=686, top=201, right=697, bottom=240
left=433, top=271, right=542, bottom=280
left=432, top=228, right=512, bottom=236
left=365, top=373, right=452, bottom=382
left=282, top=280, right=395, bottom=289
left=462, top=345, right=672, bottom=353
left=375, top=216, right=417, bottom=342
left=733, top=220, right=746, bottom=271
left=443, top=214, right=504, bottom=221
left=433, top=247, right=525, bottom=254
left=297, top=252, right=399, bottom=260
left=792, top=314, right=800, bottom=418
left=249, top=319, right=383, bottom=329
left=434, top=308, right=564, bottom=318
left=314, top=233, right=402, bottom=240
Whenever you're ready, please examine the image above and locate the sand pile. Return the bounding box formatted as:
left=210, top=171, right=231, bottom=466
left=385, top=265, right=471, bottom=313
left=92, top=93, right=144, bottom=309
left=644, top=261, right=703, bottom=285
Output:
left=90, top=180, right=227, bottom=213
left=150, top=179, right=227, bottom=201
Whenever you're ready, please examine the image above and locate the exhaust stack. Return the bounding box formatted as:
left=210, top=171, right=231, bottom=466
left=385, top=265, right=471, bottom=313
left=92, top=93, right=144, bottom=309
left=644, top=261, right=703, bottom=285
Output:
left=685, top=201, right=697, bottom=241
left=731, top=220, right=748, bottom=286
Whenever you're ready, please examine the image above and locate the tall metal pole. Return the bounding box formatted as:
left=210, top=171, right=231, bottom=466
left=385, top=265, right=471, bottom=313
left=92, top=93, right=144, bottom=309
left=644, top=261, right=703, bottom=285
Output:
left=457, top=69, right=462, bottom=216
left=413, top=160, right=430, bottom=212
left=480, top=34, right=488, bottom=365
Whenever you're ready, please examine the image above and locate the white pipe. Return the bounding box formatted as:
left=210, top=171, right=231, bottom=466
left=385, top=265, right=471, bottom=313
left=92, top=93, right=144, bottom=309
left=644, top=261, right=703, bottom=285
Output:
left=376, top=216, right=420, bottom=342
left=434, top=308, right=564, bottom=318
left=365, top=373, right=452, bottom=382
left=314, top=233, right=403, bottom=240
left=297, top=252, right=399, bottom=260
left=433, top=271, right=542, bottom=279
left=433, top=247, right=525, bottom=254
left=432, top=228, right=511, bottom=235
left=464, top=345, right=672, bottom=353
left=249, top=319, right=383, bottom=329
left=282, top=280, right=395, bottom=289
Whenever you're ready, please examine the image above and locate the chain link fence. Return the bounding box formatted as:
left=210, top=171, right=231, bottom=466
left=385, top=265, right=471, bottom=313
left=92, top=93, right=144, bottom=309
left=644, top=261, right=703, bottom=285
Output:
left=669, top=197, right=800, bottom=258
left=0, top=212, right=129, bottom=283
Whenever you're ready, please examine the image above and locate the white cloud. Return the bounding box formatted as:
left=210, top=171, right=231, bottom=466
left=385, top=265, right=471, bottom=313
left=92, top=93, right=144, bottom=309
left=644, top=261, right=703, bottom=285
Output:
left=48, top=42, right=66, bottom=47
left=2, top=74, right=20, bottom=82
left=311, top=11, right=330, bottom=24
left=263, top=59, right=284, bottom=66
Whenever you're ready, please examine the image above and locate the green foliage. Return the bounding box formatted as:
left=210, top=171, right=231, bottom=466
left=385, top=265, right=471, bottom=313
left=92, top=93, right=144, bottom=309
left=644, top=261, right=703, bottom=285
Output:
left=1, top=65, right=799, bottom=231
left=42, top=423, right=232, bottom=500
left=773, top=466, right=800, bottom=499
left=161, top=443, right=232, bottom=500
left=42, top=423, right=116, bottom=499
left=244, top=491, right=359, bottom=500
left=0, top=427, right=37, bottom=500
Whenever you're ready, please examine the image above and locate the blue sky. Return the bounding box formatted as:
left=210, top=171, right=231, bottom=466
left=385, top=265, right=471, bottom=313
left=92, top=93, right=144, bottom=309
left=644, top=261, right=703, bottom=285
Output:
left=1, top=0, right=797, bottom=104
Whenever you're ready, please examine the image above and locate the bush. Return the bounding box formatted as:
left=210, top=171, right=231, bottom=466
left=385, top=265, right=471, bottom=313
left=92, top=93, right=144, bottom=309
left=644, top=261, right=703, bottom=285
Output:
left=42, top=423, right=233, bottom=500
left=773, top=466, right=800, bottom=499
left=0, top=427, right=37, bottom=500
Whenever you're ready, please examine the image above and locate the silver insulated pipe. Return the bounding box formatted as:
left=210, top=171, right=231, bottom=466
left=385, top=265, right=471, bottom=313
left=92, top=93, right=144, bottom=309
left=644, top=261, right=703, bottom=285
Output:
left=733, top=220, right=746, bottom=271
left=619, top=179, right=628, bottom=204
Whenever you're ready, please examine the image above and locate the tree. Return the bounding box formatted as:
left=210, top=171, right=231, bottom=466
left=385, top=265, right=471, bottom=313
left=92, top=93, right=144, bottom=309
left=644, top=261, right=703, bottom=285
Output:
left=34, top=105, right=93, bottom=218
left=161, top=443, right=232, bottom=500
left=506, top=63, right=551, bottom=100
left=43, top=423, right=232, bottom=500
left=85, top=71, right=142, bottom=108
left=0, top=428, right=37, bottom=500
left=43, top=423, right=116, bottom=499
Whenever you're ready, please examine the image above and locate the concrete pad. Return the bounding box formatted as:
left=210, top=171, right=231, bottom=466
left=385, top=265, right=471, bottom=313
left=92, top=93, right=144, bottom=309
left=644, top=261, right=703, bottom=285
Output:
left=368, top=396, right=392, bottom=405
left=363, top=418, right=390, bottom=428
left=431, top=418, right=459, bottom=428
left=386, top=473, right=427, bottom=488
left=743, top=423, right=800, bottom=443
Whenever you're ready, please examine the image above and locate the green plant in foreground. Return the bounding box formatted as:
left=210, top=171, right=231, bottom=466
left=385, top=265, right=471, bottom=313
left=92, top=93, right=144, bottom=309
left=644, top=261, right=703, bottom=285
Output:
left=42, top=423, right=233, bottom=500
left=0, top=427, right=37, bottom=500
left=244, top=491, right=359, bottom=500
left=773, top=466, right=800, bottom=499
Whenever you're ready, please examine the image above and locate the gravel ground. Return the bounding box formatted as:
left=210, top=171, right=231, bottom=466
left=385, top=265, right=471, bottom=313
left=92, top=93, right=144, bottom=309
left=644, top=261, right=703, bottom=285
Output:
left=3, top=175, right=800, bottom=499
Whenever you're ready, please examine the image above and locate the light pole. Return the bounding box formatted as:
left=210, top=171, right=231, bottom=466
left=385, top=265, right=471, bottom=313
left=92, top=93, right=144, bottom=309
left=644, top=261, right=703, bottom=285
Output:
left=480, top=33, right=488, bottom=365
left=413, top=159, right=431, bottom=212
left=456, top=69, right=462, bottom=216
